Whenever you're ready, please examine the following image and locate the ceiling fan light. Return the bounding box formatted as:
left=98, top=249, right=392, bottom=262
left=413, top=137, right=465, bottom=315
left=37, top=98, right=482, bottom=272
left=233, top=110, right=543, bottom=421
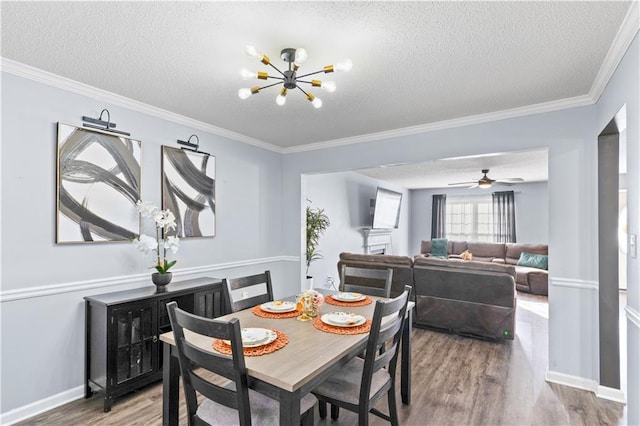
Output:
left=478, top=181, right=492, bottom=189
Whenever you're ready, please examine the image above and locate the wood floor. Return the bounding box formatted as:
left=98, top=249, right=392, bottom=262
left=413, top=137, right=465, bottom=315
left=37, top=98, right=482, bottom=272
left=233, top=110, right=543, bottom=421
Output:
left=18, top=293, right=626, bottom=425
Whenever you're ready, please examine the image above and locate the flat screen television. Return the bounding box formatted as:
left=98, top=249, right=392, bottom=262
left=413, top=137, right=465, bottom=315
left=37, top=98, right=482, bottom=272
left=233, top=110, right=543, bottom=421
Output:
left=371, top=187, right=402, bottom=229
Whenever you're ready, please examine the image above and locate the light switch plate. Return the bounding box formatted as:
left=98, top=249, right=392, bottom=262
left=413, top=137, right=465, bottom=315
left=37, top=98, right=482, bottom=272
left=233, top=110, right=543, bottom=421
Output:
left=630, top=234, right=637, bottom=259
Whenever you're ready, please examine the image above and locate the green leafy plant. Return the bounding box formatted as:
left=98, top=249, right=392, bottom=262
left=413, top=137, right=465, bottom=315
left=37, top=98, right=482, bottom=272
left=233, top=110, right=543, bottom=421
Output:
left=306, top=205, right=330, bottom=276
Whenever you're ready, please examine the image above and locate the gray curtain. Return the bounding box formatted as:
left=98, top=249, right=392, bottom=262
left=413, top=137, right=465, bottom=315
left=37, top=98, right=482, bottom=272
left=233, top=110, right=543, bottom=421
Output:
left=431, top=194, right=446, bottom=239
left=493, top=191, right=516, bottom=243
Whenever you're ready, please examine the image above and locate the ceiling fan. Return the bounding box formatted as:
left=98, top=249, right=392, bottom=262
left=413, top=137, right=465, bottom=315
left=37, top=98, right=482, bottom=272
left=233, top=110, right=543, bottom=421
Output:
left=448, top=169, right=524, bottom=189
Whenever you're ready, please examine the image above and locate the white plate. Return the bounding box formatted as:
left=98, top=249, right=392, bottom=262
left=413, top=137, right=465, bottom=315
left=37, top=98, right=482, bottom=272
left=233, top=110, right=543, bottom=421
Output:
left=260, top=301, right=297, bottom=313
left=321, top=312, right=366, bottom=328
left=223, top=328, right=277, bottom=348
left=242, top=329, right=277, bottom=348
left=333, top=292, right=366, bottom=302
left=242, top=328, right=269, bottom=344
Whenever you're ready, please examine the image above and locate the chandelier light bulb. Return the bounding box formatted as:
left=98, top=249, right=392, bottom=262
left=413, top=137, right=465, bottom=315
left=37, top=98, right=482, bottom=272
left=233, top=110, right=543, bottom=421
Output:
left=335, top=59, right=353, bottom=72
left=245, top=45, right=260, bottom=58
left=238, top=88, right=252, bottom=100
left=312, top=97, right=323, bottom=109
left=294, top=48, right=308, bottom=64
left=240, top=69, right=257, bottom=80
left=321, top=81, right=336, bottom=92
left=276, top=88, right=287, bottom=106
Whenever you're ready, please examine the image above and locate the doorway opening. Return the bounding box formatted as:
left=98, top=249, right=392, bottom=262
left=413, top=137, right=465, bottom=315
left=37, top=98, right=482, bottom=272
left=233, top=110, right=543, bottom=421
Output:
left=597, top=104, right=627, bottom=402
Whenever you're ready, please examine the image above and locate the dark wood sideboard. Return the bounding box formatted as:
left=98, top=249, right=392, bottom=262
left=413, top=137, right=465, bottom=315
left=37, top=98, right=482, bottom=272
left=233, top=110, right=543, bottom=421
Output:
left=84, top=277, right=224, bottom=412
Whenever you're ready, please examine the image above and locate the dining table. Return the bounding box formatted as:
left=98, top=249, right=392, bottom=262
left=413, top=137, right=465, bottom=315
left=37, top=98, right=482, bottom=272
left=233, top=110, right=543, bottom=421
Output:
left=160, top=289, right=414, bottom=425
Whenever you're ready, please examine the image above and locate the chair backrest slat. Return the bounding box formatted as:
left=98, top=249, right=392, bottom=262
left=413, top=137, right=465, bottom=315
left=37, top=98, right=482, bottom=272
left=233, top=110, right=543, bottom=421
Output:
left=340, top=266, right=393, bottom=298
left=223, top=271, right=274, bottom=313
left=359, top=285, right=411, bottom=405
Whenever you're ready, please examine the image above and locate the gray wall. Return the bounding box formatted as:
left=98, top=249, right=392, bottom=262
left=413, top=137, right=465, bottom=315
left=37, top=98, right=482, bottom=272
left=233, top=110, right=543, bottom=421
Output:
left=0, top=72, right=298, bottom=418
left=281, top=73, right=638, bottom=419
left=304, top=171, right=410, bottom=287
left=596, top=33, right=639, bottom=423
left=0, top=33, right=637, bottom=425
left=410, top=181, right=549, bottom=253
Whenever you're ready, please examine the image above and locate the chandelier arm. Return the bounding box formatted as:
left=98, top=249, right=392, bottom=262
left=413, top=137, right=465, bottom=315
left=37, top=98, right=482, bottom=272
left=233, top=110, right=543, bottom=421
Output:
left=257, top=81, right=286, bottom=91
left=296, top=86, right=310, bottom=96
left=295, top=80, right=314, bottom=85
left=267, top=62, right=286, bottom=77
left=296, top=69, right=325, bottom=79
left=266, top=76, right=284, bottom=81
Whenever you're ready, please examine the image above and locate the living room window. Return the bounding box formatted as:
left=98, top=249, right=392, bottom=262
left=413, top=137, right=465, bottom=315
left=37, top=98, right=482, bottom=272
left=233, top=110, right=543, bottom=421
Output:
left=446, top=196, right=494, bottom=241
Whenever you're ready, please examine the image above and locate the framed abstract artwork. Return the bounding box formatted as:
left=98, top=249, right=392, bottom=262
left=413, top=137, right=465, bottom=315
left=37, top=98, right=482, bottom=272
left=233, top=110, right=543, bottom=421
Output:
left=162, top=146, right=216, bottom=238
left=56, top=123, right=141, bottom=243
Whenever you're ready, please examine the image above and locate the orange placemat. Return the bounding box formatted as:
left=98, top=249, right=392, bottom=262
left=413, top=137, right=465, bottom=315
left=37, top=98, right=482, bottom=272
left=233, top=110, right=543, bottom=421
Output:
left=251, top=305, right=300, bottom=319
left=313, top=317, right=372, bottom=335
left=212, top=329, right=288, bottom=356
left=325, top=295, right=373, bottom=307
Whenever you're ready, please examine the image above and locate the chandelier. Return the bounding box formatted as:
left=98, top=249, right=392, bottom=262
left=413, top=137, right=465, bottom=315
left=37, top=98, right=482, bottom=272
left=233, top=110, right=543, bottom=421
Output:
left=238, top=45, right=352, bottom=108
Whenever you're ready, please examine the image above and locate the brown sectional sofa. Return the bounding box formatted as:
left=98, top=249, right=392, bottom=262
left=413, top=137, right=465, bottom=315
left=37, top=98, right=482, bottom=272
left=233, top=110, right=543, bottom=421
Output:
left=418, top=240, right=548, bottom=295
left=412, top=257, right=516, bottom=340
left=336, top=252, right=517, bottom=340
left=337, top=252, right=413, bottom=298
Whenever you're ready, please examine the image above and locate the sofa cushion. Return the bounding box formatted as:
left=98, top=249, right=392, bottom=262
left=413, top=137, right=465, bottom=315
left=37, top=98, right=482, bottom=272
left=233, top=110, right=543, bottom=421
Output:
left=339, top=252, right=413, bottom=267
left=431, top=238, right=448, bottom=258
left=451, top=241, right=468, bottom=255
left=517, top=252, right=548, bottom=270
left=505, top=243, right=548, bottom=265
left=466, top=242, right=506, bottom=260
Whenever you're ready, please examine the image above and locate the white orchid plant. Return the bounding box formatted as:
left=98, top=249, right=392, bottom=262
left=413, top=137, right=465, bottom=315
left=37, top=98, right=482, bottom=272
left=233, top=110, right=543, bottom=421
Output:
left=134, top=200, right=180, bottom=274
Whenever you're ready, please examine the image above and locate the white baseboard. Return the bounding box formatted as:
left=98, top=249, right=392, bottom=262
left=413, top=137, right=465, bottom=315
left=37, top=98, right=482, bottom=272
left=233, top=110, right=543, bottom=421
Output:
left=0, top=386, right=85, bottom=425
left=596, top=385, right=627, bottom=404
left=545, top=371, right=626, bottom=404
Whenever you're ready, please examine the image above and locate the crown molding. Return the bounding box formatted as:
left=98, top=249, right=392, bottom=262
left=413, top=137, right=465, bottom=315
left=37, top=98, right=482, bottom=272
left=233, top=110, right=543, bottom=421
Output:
left=282, top=95, right=594, bottom=154
left=0, top=58, right=285, bottom=154
left=589, top=0, right=640, bottom=102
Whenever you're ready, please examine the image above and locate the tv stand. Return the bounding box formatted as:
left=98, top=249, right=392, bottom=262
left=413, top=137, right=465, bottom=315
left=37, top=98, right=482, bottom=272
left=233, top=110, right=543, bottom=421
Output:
left=362, top=228, right=393, bottom=255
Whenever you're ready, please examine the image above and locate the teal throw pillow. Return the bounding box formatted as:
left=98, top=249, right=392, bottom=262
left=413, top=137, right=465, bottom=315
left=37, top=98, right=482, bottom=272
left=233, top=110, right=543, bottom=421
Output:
left=517, top=252, right=548, bottom=270
left=431, top=238, right=448, bottom=258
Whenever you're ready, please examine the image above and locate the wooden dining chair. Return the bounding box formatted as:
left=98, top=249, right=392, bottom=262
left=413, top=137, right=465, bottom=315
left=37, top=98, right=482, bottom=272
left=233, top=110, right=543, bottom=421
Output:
left=340, top=265, right=394, bottom=298
left=166, top=301, right=316, bottom=426
left=222, top=270, right=274, bottom=313
left=312, top=285, right=411, bottom=426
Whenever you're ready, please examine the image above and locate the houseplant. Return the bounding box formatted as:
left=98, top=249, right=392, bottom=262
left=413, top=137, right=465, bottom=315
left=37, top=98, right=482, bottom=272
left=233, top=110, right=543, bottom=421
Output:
left=305, top=205, right=330, bottom=288
left=134, top=200, right=180, bottom=287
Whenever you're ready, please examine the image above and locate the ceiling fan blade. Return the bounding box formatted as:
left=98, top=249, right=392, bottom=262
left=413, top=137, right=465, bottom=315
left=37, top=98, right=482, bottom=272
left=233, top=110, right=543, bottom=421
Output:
left=468, top=183, right=479, bottom=189
left=493, top=181, right=515, bottom=186
left=496, top=177, right=524, bottom=183
left=448, top=181, right=477, bottom=186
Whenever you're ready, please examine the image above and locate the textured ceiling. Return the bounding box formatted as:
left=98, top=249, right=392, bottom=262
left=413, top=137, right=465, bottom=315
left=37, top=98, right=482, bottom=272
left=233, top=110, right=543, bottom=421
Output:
left=355, top=149, right=549, bottom=189
left=0, top=1, right=633, bottom=150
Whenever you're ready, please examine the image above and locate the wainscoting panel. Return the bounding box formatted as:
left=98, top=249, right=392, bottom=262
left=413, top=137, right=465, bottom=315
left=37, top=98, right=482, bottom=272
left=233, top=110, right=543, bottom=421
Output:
left=0, top=257, right=299, bottom=424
